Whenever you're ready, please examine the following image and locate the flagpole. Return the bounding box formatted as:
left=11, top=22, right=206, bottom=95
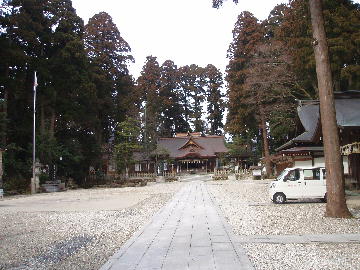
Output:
left=31, top=71, right=37, bottom=194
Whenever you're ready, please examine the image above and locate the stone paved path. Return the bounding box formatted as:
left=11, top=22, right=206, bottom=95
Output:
left=235, top=233, right=360, bottom=244
left=100, top=179, right=254, bottom=270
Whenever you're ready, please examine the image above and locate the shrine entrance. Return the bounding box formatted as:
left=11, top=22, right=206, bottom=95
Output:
left=176, top=158, right=216, bottom=173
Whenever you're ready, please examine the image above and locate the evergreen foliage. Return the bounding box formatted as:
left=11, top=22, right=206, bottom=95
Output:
left=136, top=56, right=162, bottom=152
left=204, top=64, right=225, bottom=135
left=1, top=0, right=359, bottom=192
left=159, top=60, right=187, bottom=136
left=84, top=11, right=134, bottom=145
left=114, top=117, right=141, bottom=174
left=0, top=2, right=135, bottom=190
left=225, top=0, right=359, bottom=166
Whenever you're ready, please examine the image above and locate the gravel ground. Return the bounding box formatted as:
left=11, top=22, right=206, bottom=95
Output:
left=207, top=179, right=360, bottom=270
left=244, top=243, right=360, bottom=270
left=0, top=182, right=184, bottom=270
left=208, top=179, right=360, bottom=235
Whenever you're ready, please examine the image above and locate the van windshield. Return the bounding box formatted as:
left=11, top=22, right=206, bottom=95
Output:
left=276, top=170, right=288, bottom=181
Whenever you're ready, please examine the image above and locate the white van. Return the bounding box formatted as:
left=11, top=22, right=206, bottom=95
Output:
left=269, top=167, right=326, bottom=204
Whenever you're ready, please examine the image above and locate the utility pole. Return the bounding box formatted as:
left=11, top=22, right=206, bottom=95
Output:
left=31, top=71, right=38, bottom=194
left=309, top=0, right=351, bottom=218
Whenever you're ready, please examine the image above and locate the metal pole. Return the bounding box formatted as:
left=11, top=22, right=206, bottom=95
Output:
left=31, top=71, right=37, bottom=194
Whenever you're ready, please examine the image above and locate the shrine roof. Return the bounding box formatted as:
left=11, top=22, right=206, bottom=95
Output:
left=276, top=95, right=360, bottom=152
left=158, top=135, right=228, bottom=159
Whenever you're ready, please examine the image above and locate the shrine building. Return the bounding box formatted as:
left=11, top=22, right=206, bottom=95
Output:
left=157, top=132, right=228, bottom=173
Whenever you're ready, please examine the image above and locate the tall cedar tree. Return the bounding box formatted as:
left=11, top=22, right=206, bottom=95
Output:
left=204, top=64, right=225, bottom=135
left=0, top=0, right=99, bottom=186
left=39, top=0, right=96, bottom=182
left=178, top=64, right=206, bottom=132
left=84, top=12, right=134, bottom=146
left=309, top=0, right=351, bottom=218
left=0, top=0, right=46, bottom=184
left=226, top=11, right=263, bottom=137
left=114, top=117, right=141, bottom=175
left=159, top=60, right=188, bottom=136
left=225, top=9, right=298, bottom=176
left=136, top=56, right=162, bottom=151
left=276, top=0, right=360, bottom=93
left=35, top=0, right=101, bottom=183
left=214, top=0, right=357, bottom=218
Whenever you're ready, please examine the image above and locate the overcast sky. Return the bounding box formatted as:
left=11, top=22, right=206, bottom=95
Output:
left=71, top=0, right=360, bottom=79
left=71, top=0, right=290, bottom=79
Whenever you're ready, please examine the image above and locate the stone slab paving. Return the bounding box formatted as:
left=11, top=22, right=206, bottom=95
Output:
left=100, top=180, right=254, bottom=270
left=234, top=233, right=360, bottom=244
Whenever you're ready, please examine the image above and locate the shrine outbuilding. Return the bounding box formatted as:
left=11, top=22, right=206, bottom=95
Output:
left=272, top=91, right=360, bottom=188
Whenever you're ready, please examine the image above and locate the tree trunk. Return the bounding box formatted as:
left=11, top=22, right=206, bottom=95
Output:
left=50, top=108, right=56, bottom=138
left=40, top=101, right=45, bottom=135
left=1, top=67, right=9, bottom=189
left=0, top=150, right=3, bottom=188
left=260, top=106, right=272, bottom=178
left=309, top=0, right=351, bottom=218
left=2, top=68, right=9, bottom=148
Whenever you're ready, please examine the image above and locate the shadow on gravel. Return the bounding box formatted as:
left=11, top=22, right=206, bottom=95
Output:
left=0, top=204, right=13, bottom=207
left=280, top=199, right=325, bottom=204
left=8, top=235, right=93, bottom=269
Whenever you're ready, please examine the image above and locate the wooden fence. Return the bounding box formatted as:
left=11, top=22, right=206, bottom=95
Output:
left=212, top=169, right=230, bottom=180
left=129, top=173, right=156, bottom=179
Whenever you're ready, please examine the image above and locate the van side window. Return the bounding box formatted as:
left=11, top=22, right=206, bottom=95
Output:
left=285, top=169, right=300, bottom=181
left=314, top=168, right=320, bottom=180
left=304, top=169, right=320, bottom=180
left=322, top=169, right=326, bottom=179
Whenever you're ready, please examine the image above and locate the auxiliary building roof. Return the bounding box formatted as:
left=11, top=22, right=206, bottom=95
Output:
left=276, top=97, right=360, bottom=152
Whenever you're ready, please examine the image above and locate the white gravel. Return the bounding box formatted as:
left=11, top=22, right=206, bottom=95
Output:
left=0, top=182, right=184, bottom=270
left=244, top=243, right=360, bottom=270
left=208, top=179, right=360, bottom=236
left=207, top=179, right=360, bottom=270
left=2, top=178, right=359, bottom=270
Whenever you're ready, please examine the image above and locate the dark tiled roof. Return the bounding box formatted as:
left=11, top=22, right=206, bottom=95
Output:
left=335, top=99, right=360, bottom=127
left=293, top=104, right=320, bottom=142
left=158, top=135, right=228, bottom=159
left=133, top=151, right=151, bottom=161
left=276, top=97, right=360, bottom=151
left=281, top=146, right=324, bottom=154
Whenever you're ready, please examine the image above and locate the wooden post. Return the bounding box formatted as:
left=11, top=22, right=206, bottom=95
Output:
left=260, top=105, right=272, bottom=178
left=309, top=0, right=351, bottom=218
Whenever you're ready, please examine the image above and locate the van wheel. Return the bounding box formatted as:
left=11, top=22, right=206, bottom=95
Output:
left=321, top=193, right=327, bottom=203
left=273, top=193, right=286, bottom=204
